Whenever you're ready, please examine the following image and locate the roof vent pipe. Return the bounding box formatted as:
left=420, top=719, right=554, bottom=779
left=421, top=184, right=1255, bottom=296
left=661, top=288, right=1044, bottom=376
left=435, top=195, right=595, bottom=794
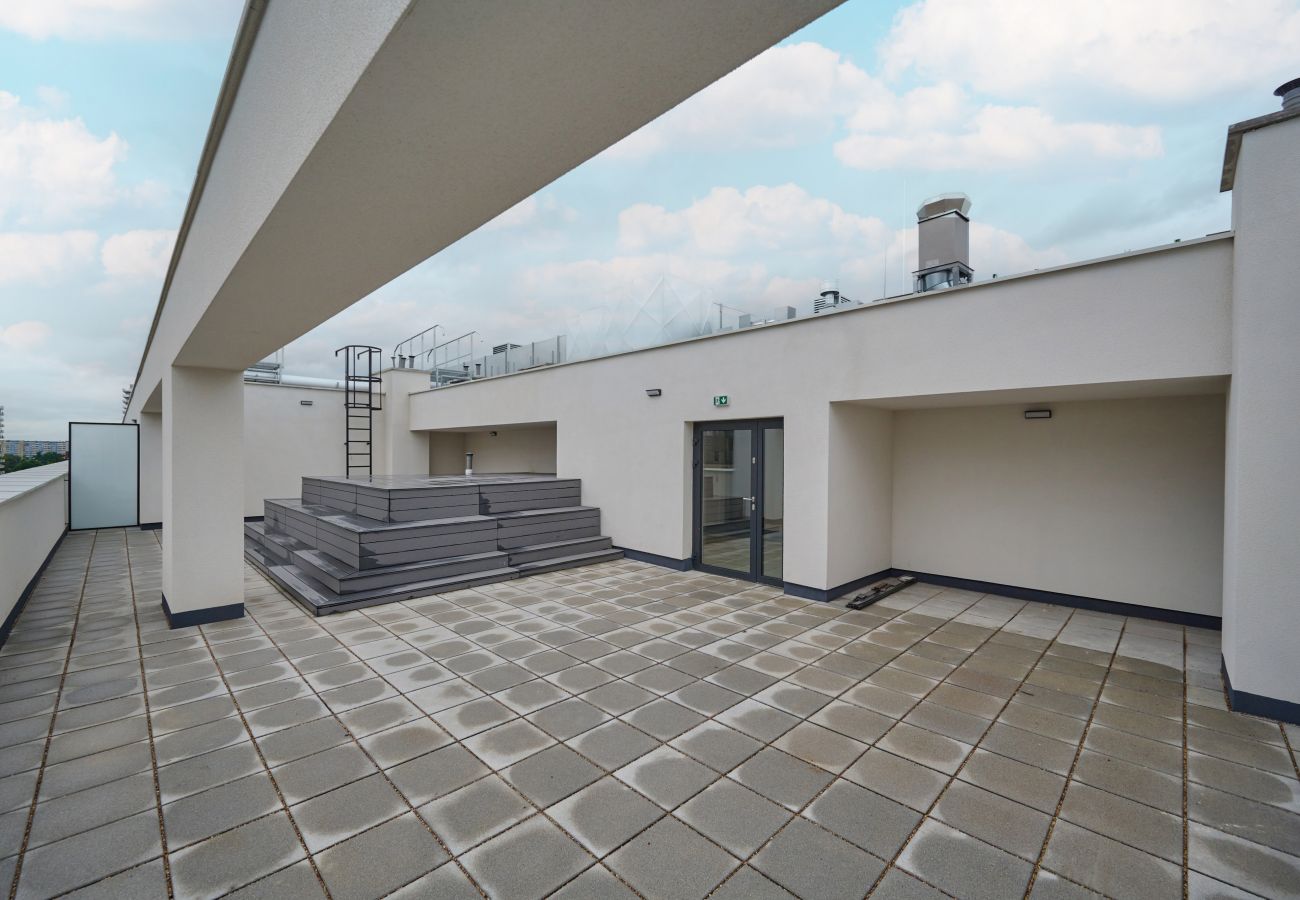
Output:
left=1276, top=76, right=1300, bottom=111
left=913, top=193, right=974, bottom=293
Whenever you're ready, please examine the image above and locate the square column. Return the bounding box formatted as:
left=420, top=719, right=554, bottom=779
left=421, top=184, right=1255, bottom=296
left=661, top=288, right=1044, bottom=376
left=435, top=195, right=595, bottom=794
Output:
left=162, top=365, right=245, bottom=627
left=1222, top=111, right=1300, bottom=722
left=137, top=411, right=163, bottom=527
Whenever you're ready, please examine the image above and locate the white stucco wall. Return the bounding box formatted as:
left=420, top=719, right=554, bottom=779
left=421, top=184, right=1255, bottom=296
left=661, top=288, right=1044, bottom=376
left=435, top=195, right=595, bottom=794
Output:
left=0, top=464, right=67, bottom=630
left=428, top=426, right=558, bottom=476
left=242, top=382, right=348, bottom=517
left=1223, top=114, right=1300, bottom=705
left=891, top=396, right=1226, bottom=615
left=826, top=404, right=894, bottom=589
left=138, top=412, right=162, bottom=525
left=408, top=238, right=1231, bottom=592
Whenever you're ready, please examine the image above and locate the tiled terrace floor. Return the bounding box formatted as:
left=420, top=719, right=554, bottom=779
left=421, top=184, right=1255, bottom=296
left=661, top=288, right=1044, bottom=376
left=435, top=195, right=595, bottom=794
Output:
left=2, top=529, right=1299, bottom=900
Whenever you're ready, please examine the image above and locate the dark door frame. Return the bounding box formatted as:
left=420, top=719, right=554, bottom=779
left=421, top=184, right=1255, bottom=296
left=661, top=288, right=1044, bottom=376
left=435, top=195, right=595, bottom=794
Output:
left=691, top=418, right=783, bottom=585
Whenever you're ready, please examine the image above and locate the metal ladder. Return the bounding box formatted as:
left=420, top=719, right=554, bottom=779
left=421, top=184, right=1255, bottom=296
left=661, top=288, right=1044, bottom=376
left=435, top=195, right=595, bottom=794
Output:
left=336, top=345, right=382, bottom=478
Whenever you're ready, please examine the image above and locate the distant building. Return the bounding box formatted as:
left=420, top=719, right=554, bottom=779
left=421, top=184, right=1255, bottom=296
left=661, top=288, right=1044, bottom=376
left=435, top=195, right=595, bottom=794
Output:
left=1, top=440, right=69, bottom=458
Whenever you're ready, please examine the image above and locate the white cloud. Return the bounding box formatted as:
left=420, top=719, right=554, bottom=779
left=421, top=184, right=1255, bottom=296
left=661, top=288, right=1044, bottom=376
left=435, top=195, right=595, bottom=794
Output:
left=0, top=230, right=98, bottom=283
left=0, top=91, right=127, bottom=226
left=101, top=228, right=175, bottom=280
left=0, top=320, right=53, bottom=351
left=880, top=0, right=1300, bottom=103
left=0, top=0, right=242, bottom=41
left=483, top=195, right=578, bottom=232
left=600, top=41, right=1162, bottom=172
left=619, top=184, right=889, bottom=255
left=834, top=86, right=1163, bottom=171
left=604, top=42, right=873, bottom=159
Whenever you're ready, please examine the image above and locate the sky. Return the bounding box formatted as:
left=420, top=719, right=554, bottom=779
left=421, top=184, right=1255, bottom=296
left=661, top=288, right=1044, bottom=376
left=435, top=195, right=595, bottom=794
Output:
left=1, top=0, right=1297, bottom=437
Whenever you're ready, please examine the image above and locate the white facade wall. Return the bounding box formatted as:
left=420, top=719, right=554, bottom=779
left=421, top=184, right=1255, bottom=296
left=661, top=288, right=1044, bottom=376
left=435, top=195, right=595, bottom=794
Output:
left=1222, top=115, right=1300, bottom=707
left=241, top=382, right=349, bottom=517
left=892, top=396, right=1226, bottom=616
left=429, top=426, right=558, bottom=475
left=407, top=238, right=1231, bottom=595
left=0, top=465, right=67, bottom=629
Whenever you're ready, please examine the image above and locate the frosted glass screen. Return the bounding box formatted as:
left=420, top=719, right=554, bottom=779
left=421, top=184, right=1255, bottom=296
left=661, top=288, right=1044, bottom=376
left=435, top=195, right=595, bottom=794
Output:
left=69, top=423, right=138, bottom=529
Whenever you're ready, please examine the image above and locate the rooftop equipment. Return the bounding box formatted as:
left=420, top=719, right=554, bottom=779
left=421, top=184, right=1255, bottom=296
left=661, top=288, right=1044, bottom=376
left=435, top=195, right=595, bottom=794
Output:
left=913, top=193, right=973, bottom=293
left=814, top=280, right=854, bottom=313
left=1277, top=76, right=1300, bottom=111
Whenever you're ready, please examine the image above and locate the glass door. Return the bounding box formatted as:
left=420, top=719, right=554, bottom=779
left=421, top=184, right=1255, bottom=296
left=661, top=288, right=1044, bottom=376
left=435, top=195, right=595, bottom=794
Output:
left=693, top=419, right=783, bottom=584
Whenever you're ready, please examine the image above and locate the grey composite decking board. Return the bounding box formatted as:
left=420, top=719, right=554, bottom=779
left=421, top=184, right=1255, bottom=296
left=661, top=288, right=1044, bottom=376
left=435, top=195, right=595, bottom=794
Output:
left=248, top=472, right=621, bottom=615
left=291, top=548, right=509, bottom=594
left=506, top=537, right=613, bottom=565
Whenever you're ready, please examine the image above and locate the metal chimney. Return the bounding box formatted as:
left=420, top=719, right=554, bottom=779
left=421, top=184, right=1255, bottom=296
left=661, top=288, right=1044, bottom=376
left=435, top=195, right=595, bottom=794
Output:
left=913, top=193, right=973, bottom=293
left=1276, top=76, right=1300, bottom=112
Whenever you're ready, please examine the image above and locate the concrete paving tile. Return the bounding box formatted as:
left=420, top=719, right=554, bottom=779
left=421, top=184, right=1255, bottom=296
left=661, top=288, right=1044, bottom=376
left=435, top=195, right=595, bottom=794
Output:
left=897, top=818, right=1033, bottom=900
left=386, top=863, right=481, bottom=900
left=616, top=745, right=719, bottom=810
left=44, top=715, right=148, bottom=765
left=357, top=718, right=450, bottom=768
left=461, top=815, right=592, bottom=900
left=432, top=696, right=517, bottom=739
left=567, top=719, right=658, bottom=770
left=272, top=743, right=377, bottom=804
left=14, top=809, right=161, bottom=900
left=465, top=719, right=555, bottom=769
left=1060, top=781, right=1184, bottom=862
left=708, top=865, right=797, bottom=900
left=805, top=779, right=921, bottom=859
left=957, top=748, right=1067, bottom=814
left=707, top=664, right=780, bottom=696
left=501, top=743, right=602, bottom=806
left=606, top=817, right=737, bottom=900
left=752, top=816, right=885, bottom=900
left=878, top=721, right=973, bottom=775
left=526, top=697, right=609, bottom=740
left=388, top=743, right=489, bottom=806
left=843, top=748, right=948, bottom=812
left=982, top=722, right=1078, bottom=775
left=315, top=812, right=449, bottom=900
left=152, top=716, right=248, bottom=766
left=222, top=860, right=327, bottom=899
left=620, top=697, right=706, bottom=741
left=163, top=772, right=281, bottom=849
left=871, top=867, right=951, bottom=899
left=419, top=774, right=532, bottom=855
left=231, top=678, right=312, bottom=713
left=157, top=741, right=260, bottom=803
left=38, top=740, right=153, bottom=801
left=550, top=776, right=664, bottom=857
left=59, top=860, right=168, bottom=900
left=1044, top=820, right=1182, bottom=900
left=291, top=773, right=406, bottom=853
left=934, top=780, right=1051, bottom=861
left=244, top=696, right=331, bottom=737
left=550, top=864, right=639, bottom=900
left=336, top=695, right=423, bottom=737
left=547, top=663, right=615, bottom=693
left=256, top=716, right=351, bottom=767
left=1187, top=820, right=1300, bottom=899
left=1073, top=748, right=1183, bottom=814
left=1188, top=725, right=1297, bottom=776
left=730, top=746, right=834, bottom=811
left=715, top=697, right=800, bottom=742
left=676, top=778, right=791, bottom=856
left=1189, top=781, right=1300, bottom=855
left=775, top=722, right=870, bottom=774
left=670, top=721, right=762, bottom=773
left=1028, top=870, right=1107, bottom=899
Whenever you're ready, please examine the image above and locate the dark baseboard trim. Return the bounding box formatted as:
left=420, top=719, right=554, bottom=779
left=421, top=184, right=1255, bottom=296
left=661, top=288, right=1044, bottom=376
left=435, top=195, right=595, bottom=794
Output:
left=139, top=521, right=162, bottom=531
left=1222, top=656, right=1300, bottom=725
left=617, top=547, right=692, bottom=571
left=161, top=593, right=244, bottom=629
left=784, top=568, right=894, bottom=603
left=896, top=570, right=1222, bottom=630
left=0, top=528, right=69, bottom=651
left=244, top=515, right=264, bottom=523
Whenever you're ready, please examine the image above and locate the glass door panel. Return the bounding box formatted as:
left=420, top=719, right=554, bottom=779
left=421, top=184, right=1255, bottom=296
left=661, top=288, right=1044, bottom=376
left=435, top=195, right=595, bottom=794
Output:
left=761, top=426, right=784, bottom=581
left=693, top=419, right=783, bottom=584
left=699, top=428, right=754, bottom=576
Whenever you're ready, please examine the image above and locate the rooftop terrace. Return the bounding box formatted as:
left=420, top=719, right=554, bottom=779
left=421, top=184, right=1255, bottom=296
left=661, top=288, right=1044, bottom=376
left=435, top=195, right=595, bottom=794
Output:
left=3, top=528, right=1298, bottom=898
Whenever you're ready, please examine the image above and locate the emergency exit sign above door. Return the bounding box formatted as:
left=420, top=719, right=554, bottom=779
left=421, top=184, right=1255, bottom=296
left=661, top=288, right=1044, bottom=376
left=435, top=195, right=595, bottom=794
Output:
left=713, top=395, right=729, bottom=407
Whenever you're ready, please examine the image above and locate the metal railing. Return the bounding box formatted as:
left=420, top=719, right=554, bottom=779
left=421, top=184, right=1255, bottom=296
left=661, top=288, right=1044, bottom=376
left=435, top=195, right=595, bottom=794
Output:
left=392, top=325, right=440, bottom=369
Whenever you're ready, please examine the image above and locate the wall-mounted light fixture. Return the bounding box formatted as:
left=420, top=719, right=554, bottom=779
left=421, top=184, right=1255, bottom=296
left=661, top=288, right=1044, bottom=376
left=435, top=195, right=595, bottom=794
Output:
left=1024, top=409, right=1051, bottom=419
left=645, top=389, right=662, bottom=397
left=299, top=400, right=314, bottom=406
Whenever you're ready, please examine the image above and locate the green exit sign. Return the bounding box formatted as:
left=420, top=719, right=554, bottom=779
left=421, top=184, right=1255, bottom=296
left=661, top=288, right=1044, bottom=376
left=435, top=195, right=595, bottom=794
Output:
left=713, top=395, right=729, bottom=407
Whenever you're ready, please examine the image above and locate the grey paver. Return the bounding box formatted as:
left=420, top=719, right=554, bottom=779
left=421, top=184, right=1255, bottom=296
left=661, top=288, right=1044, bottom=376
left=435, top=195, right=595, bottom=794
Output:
left=606, top=816, right=737, bottom=900
left=676, top=778, right=791, bottom=856
left=549, top=776, right=663, bottom=857
left=805, top=779, right=921, bottom=859
left=898, top=818, right=1034, bottom=900
left=314, top=812, right=449, bottom=900
left=291, top=773, right=406, bottom=853
left=15, top=809, right=161, bottom=899
left=419, top=774, right=533, bottom=855
left=752, top=816, right=885, bottom=900
left=503, top=744, right=602, bottom=806
left=460, top=815, right=592, bottom=900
